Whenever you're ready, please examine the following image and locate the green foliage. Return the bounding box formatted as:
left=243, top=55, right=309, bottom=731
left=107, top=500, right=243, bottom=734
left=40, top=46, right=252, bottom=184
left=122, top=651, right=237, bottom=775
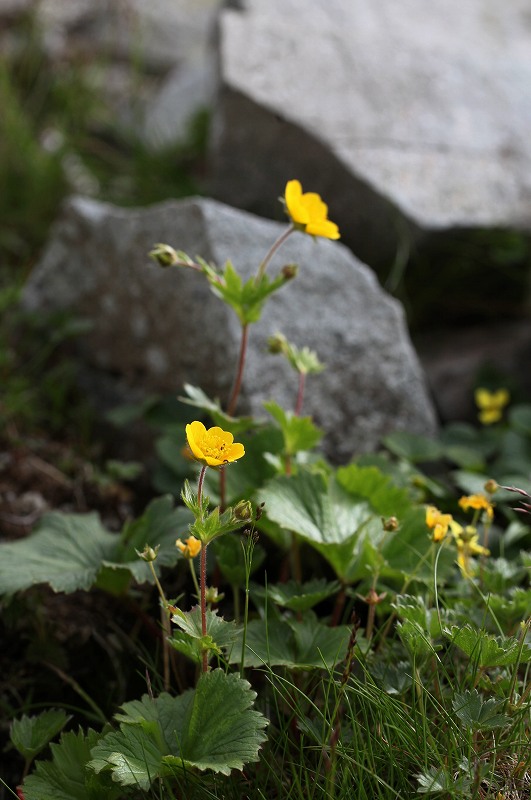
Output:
left=10, top=710, right=71, bottom=762
left=264, top=400, right=323, bottom=456
left=170, top=607, right=240, bottom=664
left=452, top=689, right=510, bottom=730
left=89, top=673, right=268, bottom=784
left=0, top=496, right=191, bottom=594
left=444, top=625, right=531, bottom=667
left=252, top=578, right=341, bottom=612
left=22, top=729, right=119, bottom=800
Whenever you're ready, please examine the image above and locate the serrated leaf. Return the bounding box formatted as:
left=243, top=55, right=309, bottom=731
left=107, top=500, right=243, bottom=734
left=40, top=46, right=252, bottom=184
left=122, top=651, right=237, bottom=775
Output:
left=89, top=673, right=267, bottom=785
left=22, top=729, right=117, bottom=800
left=229, top=612, right=351, bottom=669
left=264, top=401, right=322, bottom=454
left=251, top=578, right=341, bottom=612
left=452, top=689, right=510, bottom=729
left=0, top=496, right=191, bottom=595
left=171, top=606, right=240, bottom=657
left=444, top=625, right=531, bottom=667
left=11, top=710, right=72, bottom=761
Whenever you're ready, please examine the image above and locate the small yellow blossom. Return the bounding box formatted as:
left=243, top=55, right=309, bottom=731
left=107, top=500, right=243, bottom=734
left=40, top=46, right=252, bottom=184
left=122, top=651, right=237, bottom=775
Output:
left=458, top=493, right=494, bottom=521
left=185, top=421, right=245, bottom=468
left=425, top=505, right=453, bottom=542
left=176, top=535, right=202, bottom=559
left=450, top=522, right=490, bottom=577
left=474, top=388, right=509, bottom=425
left=284, top=179, right=340, bottom=240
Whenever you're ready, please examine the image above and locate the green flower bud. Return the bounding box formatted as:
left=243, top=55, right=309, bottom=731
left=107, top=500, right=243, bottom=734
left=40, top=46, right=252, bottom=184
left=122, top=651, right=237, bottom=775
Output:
left=136, top=544, right=160, bottom=562
left=281, top=263, right=298, bottom=280
left=149, top=243, right=179, bottom=267
left=233, top=499, right=253, bottom=522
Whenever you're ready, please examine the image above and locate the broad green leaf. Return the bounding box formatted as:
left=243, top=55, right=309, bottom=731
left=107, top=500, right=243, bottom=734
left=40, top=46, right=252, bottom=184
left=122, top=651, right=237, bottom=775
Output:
left=251, top=578, right=341, bottom=612
left=0, top=513, right=117, bottom=593
left=257, top=471, right=374, bottom=581
left=22, top=729, right=118, bottom=800
left=0, top=496, right=191, bottom=595
left=452, top=689, right=510, bottom=730
left=11, top=709, right=71, bottom=761
left=392, top=595, right=443, bottom=639
left=383, top=431, right=444, bottom=462
left=229, top=612, right=351, bottom=669
left=264, top=401, right=322, bottom=454
left=336, top=463, right=412, bottom=519
left=444, top=625, right=531, bottom=667
left=508, top=403, right=531, bottom=436
left=90, top=673, right=267, bottom=784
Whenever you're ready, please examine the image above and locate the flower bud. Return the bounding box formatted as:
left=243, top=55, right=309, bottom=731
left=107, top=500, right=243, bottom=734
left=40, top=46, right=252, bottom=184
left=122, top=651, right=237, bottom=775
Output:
left=233, top=499, right=253, bottom=522
left=484, top=479, right=498, bottom=495
left=281, top=263, right=298, bottom=280
left=149, top=243, right=179, bottom=267
left=267, top=333, right=287, bottom=355
left=136, top=544, right=160, bottom=562
left=176, top=535, right=201, bottom=559
left=205, top=586, right=224, bottom=604
left=382, top=516, right=399, bottom=532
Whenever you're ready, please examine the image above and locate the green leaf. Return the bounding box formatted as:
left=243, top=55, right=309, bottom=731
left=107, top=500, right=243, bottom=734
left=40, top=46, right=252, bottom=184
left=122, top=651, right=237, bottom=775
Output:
left=336, top=463, right=412, bottom=519
left=171, top=606, right=240, bottom=662
left=0, top=496, right=191, bottom=595
left=397, top=619, right=436, bottom=662
left=89, top=673, right=267, bottom=784
left=22, top=729, right=118, bottom=800
left=264, top=401, right=323, bottom=455
left=452, top=689, right=510, bottom=730
left=251, top=578, right=341, bottom=612
left=444, top=625, right=531, bottom=667
left=11, top=710, right=71, bottom=761
left=229, top=611, right=351, bottom=669
left=0, top=512, right=117, bottom=593
left=383, top=431, right=444, bottom=462
left=179, top=383, right=255, bottom=436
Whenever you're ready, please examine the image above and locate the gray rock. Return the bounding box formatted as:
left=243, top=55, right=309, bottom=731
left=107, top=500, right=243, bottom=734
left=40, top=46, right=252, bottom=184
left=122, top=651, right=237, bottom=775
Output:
left=210, top=0, right=531, bottom=264
left=22, top=196, right=437, bottom=460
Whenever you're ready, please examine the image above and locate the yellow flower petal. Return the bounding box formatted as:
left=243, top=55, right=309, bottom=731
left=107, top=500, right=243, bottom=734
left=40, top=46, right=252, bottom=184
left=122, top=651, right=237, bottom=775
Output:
left=185, top=421, right=245, bottom=468
left=283, top=180, right=340, bottom=239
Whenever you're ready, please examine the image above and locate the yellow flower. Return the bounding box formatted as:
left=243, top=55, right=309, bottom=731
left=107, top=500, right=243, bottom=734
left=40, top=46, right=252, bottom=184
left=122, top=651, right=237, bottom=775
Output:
left=425, top=505, right=453, bottom=542
left=458, top=493, right=494, bottom=521
left=284, top=179, right=340, bottom=240
left=176, top=535, right=202, bottom=559
left=185, top=420, right=245, bottom=468
left=450, top=522, right=490, bottom=577
left=474, top=388, right=509, bottom=425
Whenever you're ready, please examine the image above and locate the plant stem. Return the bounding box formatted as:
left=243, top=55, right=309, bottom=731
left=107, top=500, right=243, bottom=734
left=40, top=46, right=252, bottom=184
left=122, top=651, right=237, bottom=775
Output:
left=188, top=558, right=201, bottom=600
left=256, top=224, right=294, bottom=282
left=227, top=323, right=249, bottom=417
left=295, top=371, right=306, bottom=416
left=148, top=561, right=172, bottom=691
left=197, top=465, right=208, bottom=673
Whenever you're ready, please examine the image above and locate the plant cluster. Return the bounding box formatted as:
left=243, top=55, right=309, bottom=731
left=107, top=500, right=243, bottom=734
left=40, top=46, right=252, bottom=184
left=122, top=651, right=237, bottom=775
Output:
left=1, top=181, right=530, bottom=800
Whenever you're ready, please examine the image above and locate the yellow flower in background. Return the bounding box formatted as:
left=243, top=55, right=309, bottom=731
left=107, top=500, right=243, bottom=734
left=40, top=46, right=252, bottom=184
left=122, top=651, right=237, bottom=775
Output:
left=459, top=493, right=494, bottom=521
left=474, top=388, right=509, bottom=425
left=284, top=179, right=340, bottom=240
left=425, top=505, right=453, bottom=542
left=176, top=535, right=202, bottom=559
left=450, top=522, right=490, bottom=577
left=185, top=421, right=245, bottom=468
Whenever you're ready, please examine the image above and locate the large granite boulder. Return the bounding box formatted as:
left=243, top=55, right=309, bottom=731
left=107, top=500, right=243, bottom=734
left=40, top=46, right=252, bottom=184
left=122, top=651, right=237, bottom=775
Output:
left=209, top=0, right=531, bottom=266
left=22, top=196, right=437, bottom=460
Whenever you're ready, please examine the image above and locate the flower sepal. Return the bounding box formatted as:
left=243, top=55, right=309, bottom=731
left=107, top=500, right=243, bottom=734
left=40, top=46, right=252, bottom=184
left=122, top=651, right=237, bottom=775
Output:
left=181, top=479, right=210, bottom=518
left=189, top=503, right=250, bottom=546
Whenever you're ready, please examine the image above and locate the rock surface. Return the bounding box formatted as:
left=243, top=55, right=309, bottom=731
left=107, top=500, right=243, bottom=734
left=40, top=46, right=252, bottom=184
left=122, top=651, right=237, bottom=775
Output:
left=22, top=196, right=437, bottom=460
left=210, top=0, right=531, bottom=264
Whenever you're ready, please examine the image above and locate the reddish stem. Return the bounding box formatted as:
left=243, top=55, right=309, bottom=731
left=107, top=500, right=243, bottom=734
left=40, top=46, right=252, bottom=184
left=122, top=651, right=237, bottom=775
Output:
left=227, top=323, right=249, bottom=417
left=256, top=224, right=294, bottom=282
left=197, top=465, right=208, bottom=673
left=295, top=372, right=306, bottom=416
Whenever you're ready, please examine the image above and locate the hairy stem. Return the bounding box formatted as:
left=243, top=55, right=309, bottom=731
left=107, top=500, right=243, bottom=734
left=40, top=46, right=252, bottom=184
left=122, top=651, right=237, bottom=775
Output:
left=227, top=323, right=249, bottom=418
left=256, top=224, right=294, bottom=282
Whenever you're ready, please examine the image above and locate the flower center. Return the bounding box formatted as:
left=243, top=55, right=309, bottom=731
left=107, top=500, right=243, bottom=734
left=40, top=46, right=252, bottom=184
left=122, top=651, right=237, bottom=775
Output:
left=200, top=432, right=227, bottom=459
